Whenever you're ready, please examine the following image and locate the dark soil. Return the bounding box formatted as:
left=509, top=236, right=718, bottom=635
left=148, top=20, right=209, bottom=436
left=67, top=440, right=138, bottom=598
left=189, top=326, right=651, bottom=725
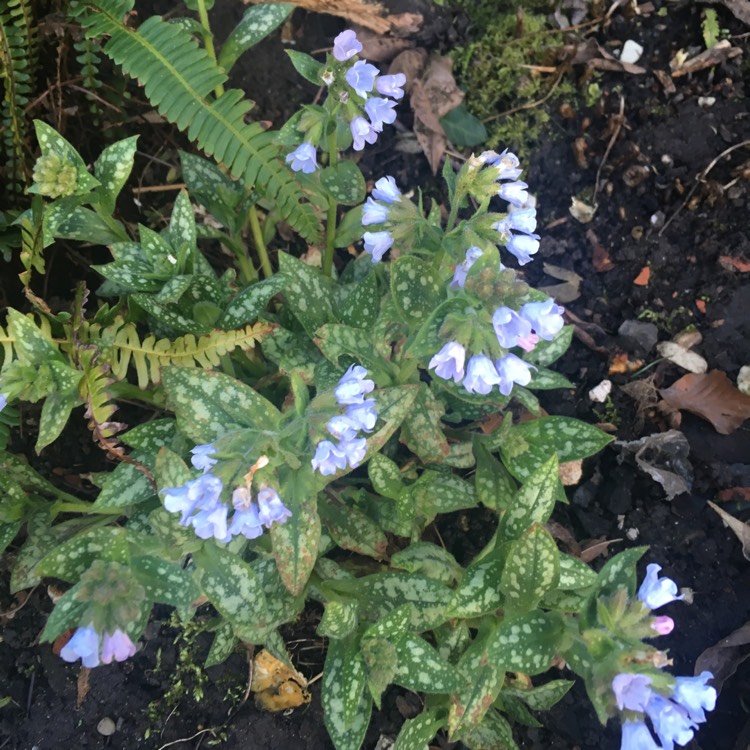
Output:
left=2, top=1, right=750, bottom=749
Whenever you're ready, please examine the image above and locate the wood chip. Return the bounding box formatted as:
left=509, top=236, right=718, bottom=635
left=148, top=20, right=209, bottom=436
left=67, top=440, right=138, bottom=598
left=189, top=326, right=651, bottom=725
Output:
left=671, top=40, right=742, bottom=78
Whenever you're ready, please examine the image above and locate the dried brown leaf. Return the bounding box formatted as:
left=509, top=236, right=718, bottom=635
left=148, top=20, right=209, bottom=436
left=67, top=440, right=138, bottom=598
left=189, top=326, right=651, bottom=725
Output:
left=539, top=263, right=581, bottom=303
left=580, top=537, right=621, bottom=563
left=566, top=38, right=646, bottom=74
left=659, top=370, right=750, bottom=435
left=708, top=501, right=750, bottom=560
left=358, top=31, right=414, bottom=62
left=695, top=621, right=750, bottom=693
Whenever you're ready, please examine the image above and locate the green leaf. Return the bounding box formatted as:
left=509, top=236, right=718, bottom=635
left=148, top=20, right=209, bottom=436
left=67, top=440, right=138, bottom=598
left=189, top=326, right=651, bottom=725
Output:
left=321, top=161, right=366, bottom=205
left=0, top=521, right=22, bottom=556
left=457, top=708, right=518, bottom=750
left=434, top=621, right=471, bottom=665
left=94, top=463, right=155, bottom=508
left=39, top=581, right=89, bottom=643
left=94, top=135, right=139, bottom=213
left=338, top=271, right=380, bottom=329
left=367, top=454, right=403, bottom=500
left=206, top=619, right=237, bottom=667
left=162, top=367, right=281, bottom=443
left=35, top=527, right=129, bottom=581
left=394, top=635, right=466, bottom=693
left=390, top=256, right=443, bottom=325
left=193, top=544, right=273, bottom=642
left=526, top=368, right=574, bottom=390
left=362, top=605, right=412, bottom=642
left=318, top=493, right=388, bottom=560
left=412, top=471, right=478, bottom=526
left=557, top=553, right=597, bottom=590
left=46, top=205, right=126, bottom=245
left=440, top=104, right=487, bottom=147
left=180, top=150, right=244, bottom=229
left=499, top=454, right=558, bottom=540
left=315, top=323, right=387, bottom=371
left=504, top=679, right=574, bottom=711
left=474, top=441, right=517, bottom=511
left=131, top=554, right=200, bottom=616
left=286, top=50, right=325, bottom=85
left=251, top=555, right=305, bottom=627
left=279, top=251, right=336, bottom=336
left=218, top=3, right=294, bottom=72
left=499, top=524, right=560, bottom=615
left=10, top=512, right=65, bottom=591
left=445, top=555, right=504, bottom=618
left=393, top=711, right=444, bottom=750
left=391, top=542, right=462, bottom=585
left=318, top=600, right=358, bottom=639
left=37, top=390, right=79, bottom=452
left=361, top=637, right=398, bottom=708
left=334, top=205, right=365, bottom=248
left=6, top=308, right=59, bottom=363
left=121, top=419, right=178, bottom=455
left=400, top=384, right=450, bottom=463
left=32, top=120, right=100, bottom=195
left=488, top=611, right=565, bottom=675
left=524, top=326, right=573, bottom=367
left=219, top=276, right=286, bottom=328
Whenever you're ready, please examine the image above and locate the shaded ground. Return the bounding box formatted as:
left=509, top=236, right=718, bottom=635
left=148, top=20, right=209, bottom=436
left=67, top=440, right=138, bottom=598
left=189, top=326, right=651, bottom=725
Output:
left=2, top=1, right=750, bottom=749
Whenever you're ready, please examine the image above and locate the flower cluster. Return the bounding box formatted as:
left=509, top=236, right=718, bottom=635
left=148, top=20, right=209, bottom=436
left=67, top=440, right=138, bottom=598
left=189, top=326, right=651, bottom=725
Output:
left=285, top=30, right=406, bottom=171
left=312, top=365, right=378, bottom=475
left=613, top=565, right=716, bottom=750
left=361, top=175, right=401, bottom=262
left=161, top=449, right=291, bottom=542
left=60, top=625, right=137, bottom=668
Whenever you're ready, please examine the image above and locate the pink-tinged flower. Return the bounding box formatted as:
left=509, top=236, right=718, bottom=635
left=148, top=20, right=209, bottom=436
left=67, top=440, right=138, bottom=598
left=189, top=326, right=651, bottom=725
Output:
left=495, top=353, right=535, bottom=395
left=492, top=306, right=533, bottom=349
left=645, top=695, right=695, bottom=749
left=100, top=629, right=137, bottom=664
left=651, top=615, right=675, bottom=636
left=429, top=341, right=466, bottom=383
left=362, top=197, right=389, bottom=225
left=345, top=60, right=379, bottom=98
left=362, top=230, right=393, bottom=262
left=334, top=365, right=375, bottom=406
left=333, top=30, right=362, bottom=61
left=190, top=443, right=218, bottom=473
left=60, top=625, right=100, bottom=668
left=612, top=673, right=653, bottom=712
left=520, top=298, right=565, bottom=340
left=312, top=440, right=349, bottom=475
left=228, top=488, right=264, bottom=540
left=620, top=720, right=661, bottom=750
left=637, top=564, right=684, bottom=610
left=463, top=354, right=502, bottom=395
left=371, top=175, right=401, bottom=204
left=285, top=142, right=317, bottom=174
left=257, top=487, right=292, bottom=528
left=375, top=73, right=406, bottom=99
left=672, top=672, right=717, bottom=723
left=506, top=233, right=540, bottom=265
left=498, top=180, right=529, bottom=206
left=450, top=246, right=483, bottom=288
left=364, top=97, right=397, bottom=132
left=351, top=117, right=378, bottom=151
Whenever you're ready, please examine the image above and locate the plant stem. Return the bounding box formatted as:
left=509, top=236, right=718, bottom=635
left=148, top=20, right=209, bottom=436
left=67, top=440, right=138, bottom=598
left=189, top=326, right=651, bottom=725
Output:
left=196, top=0, right=225, bottom=98
left=248, top=206, right=272, bottom=278
left=323, top=129, right=339, bottom=277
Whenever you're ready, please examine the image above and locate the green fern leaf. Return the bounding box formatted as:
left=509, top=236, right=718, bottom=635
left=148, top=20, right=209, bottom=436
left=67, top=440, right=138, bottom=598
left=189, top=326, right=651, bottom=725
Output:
left=70, top=0, right=322, bottom=244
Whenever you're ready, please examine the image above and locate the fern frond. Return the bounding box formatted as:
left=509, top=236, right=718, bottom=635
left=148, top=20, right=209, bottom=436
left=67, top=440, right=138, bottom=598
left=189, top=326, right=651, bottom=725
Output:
left=70, top=0, right=322, bottom=244
left=77, top=347, right=124, bottom=440
left=85, top=318, right=274, bottom=388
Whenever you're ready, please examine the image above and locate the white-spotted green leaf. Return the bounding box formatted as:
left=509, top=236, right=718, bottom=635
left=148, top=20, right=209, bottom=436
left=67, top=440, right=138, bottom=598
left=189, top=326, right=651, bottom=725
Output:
left=318, top=600, right=358, bottom=639
left=32, top=120, right=100, bottom=195
left=527, top=367, right=574, bottom=390
left=10, top=512, right=64, bottom=592
left=391, top=542, right=462, bottom=585
left=315, top=323, right=387, bottom=371
left=46, top=205, right=126, bottom=245
left=193, top=544, right=273, bottom=641
left=286, top=50, right=325, bottom=85
left=205, top=619, right=237, bottom=667
left=445, top=555, right=504, bottom=618
left=130, top=554, right=200, bottom=617
left=444, top=440, right=475, bottom=468
left=35, top=527, right=129, bottom=581
left=279, top=251, right=336, bottom=336
left=499, top=454, right=558, bottom=540
left=338, top=271, right=380, bottom=329
left=557, top=553, right=597, bottom=590
left=408, top=297, right=467, bottom=359
left=121, top=418, right=178, bottom=455
left=499, top=524, right=560, bottom=615
left=318, top=493, right=388, bottom=560
left=162, top=367, right=281, bottom=443
left=367, top=454, right=404, bottom=500
left=6, top=308, right=59, bottom=363
left=524, top=325, right=573, bottom=367
left=251, top=556, right=305, bottom=627
left=0, top=521, right=22, bottom=556
left=94, top=463, right=155, bottom=509
left=504, top=679, right=574, bottom=711
left=412, top=471, right=477, bottom=529
left=321, top=161, right=366, bottom=205
left=456, top=708, right=518, bottom=750
left=400, top=383, right=450, bottom=463
left=474, top=440, right=517, bottom=511
left=39, top=581, right=89, bottom=642
left=94, top=135, right=138, bottom=213
left=153, top=446, right=192, bottom=494
left=361, top=637, right=398, bottom=708
left=219, top=275, right=285, bottom=328
left=334, top=205, right=365, bottom=248
left=363, top=604, right=412, bottom=642
left=435, top=621, right=471, bottom=665
left=168, top=190, right=197, bottom=258
left=180, top=150, right=243, bottom=229
left=37, top=389, right=79, bottom=452
left=393, top=710, right=444, bottom=750
left=487, top=611, right=565, bottom=675
left=394, top=635, right=466, bottom=693
left=218, top=2, right=294, bottom=72
left=391, top=256, right=442, bottom=325
left=493, top=692, right=541, bottom=729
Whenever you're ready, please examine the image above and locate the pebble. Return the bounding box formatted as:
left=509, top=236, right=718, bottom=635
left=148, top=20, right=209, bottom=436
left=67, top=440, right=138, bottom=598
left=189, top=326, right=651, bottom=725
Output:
left=618, top=320, right=659, bottom=354
left=620, top=40, right=644, bottom=64
left=97, top=717, right=117, bottom=737
left=589, top=379, right=612, bottom=403
left=738, top=365, right=750, bottom=395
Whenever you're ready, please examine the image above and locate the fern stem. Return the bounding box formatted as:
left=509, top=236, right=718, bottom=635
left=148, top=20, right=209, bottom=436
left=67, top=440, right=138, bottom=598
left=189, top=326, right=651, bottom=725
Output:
left=249, top=205, right=272, bottom=278
left=196, top=0, right=224, bottom=98
left=323, top=129, right=339, bottom=277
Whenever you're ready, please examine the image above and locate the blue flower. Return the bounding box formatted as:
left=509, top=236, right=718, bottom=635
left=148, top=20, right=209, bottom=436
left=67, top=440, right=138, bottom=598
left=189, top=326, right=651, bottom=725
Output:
left=338, top=437, right=367, bottom=469
left=191, top=443, right=218, bottom=473
left=228, top=488, right=264, bottom=540
left=100, top=629, right=137, bottom=664
left=429, top=341, right=466, bottom=383
left=492, top=306, right=534, bottom=349
left=498, top=180, right=529, bottom=206
left=645, top=695, right=695, bottom=750
left=345, top=398, right=378, bottom=432
left=365, top=97, right=397, bottom=132
left=495, top=353, right=534, bottom=395
left=191, top=502, right=230, bottom=542
left=637, top=564, right=684, bottom=610
left=463, top=354, right=502, bottom=395
left=0, top=393, right=7, bottom=412
left=612, top=674, right=653, bottom=712
left=371, top=175, right=401, bottom=204
left=376, top=73, right=406, bottom=99
left=363, top=230, right=393, bottom=262
left=333, top=30, right=362, bottom=61
left=335, top=364, right=375, bottom=405
left=60, top=625, right=100, bottom=668
left=345, top=60, right=379, bottom=98
left=312, top=440, right=349, bottom=475
left=620, top=720, right=662, bottom=750
left=450, top=246, right=483, bottom=288
left=285, top=142, right=317, bottom=174
left=351, top=117, right=378, bottom=151
left=362, top=197, right=390, bottom=225
left=162, top=474, right=224, bottom=526
left=257, top=487, right=292, bottom=528
left=327, top=414, right=362, bottom=441
left=520, top=298, right=565, bottom=340
left=488, top=149, right=523, bottom=181
left=672, top=672, right=716, bottom=723
left=506, top=233, right=540, bottom=265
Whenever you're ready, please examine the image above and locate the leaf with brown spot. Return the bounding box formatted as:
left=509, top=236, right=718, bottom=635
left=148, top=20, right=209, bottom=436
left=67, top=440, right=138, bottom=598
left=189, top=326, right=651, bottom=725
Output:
left=659, top=370, right=750, bottom=435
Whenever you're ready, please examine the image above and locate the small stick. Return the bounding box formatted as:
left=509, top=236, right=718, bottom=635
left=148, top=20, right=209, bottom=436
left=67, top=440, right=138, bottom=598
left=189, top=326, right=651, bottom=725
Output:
left=593, top=94, right=625, bottom=205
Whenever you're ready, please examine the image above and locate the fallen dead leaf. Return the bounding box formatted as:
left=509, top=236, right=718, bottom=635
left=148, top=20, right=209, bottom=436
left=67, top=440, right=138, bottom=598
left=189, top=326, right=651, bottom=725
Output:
left=659, top=370, right=750, bottom=435
left=587, top=228, right=615, bottom=271
left=719, top=254, right=750, bottom=272
left=633, top=266, right=650, bottom=286
left=695, top=621, right=750, bottom=693
left=358, top=30, right=414, bottom=62
left=77, top=667, right=91, bottom=707
left=580, top=537, right=621, bottom=563
left=539, top=263, right=582, bottom=303
left=565, top=38, right=647, bottom=75
left=244, top=0, right=390, bottom=33
left=656, top=340, right=708, bottom=374
left=671, top=40, right=743, bottom=77
left=708, top=501, right=750, bottom=559
left=546, top=520, right=581, bottom=556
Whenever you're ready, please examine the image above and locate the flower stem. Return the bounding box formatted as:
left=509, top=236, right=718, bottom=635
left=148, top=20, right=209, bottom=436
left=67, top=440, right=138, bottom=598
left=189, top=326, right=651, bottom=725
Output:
left=196, top=0, right=224, bottom=98
left=249, top=205, right=272, bottom=278
left=323, top=129, right=339, bottom=277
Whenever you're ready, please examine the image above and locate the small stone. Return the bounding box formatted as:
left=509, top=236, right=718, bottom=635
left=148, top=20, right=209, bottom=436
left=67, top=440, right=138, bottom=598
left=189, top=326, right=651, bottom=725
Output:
left=738, top=365, right=750, bottom=395
left=618, top=320, right=659, bottom=354
left=650, top=211, right=666, bottom=229
left=698, top=96, right=716, bottom=107
left=620, top=40, right=644, bottom=64
left=97, top=718, right=116, bottom=737
left=661, top=154, right=673, bottom=167
left=589, top=379, right=613, bottom=403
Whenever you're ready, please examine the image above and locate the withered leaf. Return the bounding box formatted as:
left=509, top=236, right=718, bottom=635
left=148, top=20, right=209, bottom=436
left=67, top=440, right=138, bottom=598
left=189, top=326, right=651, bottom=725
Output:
left=659, top=370, right=750, bottom=435
left=695, top=620, right=750, bottom=693
left=708, top=501, right=750, bottom=561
